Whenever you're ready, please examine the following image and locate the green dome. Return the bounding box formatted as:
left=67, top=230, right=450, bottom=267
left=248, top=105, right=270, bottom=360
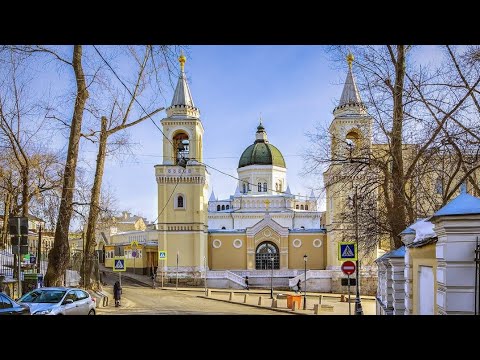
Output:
left=238, top=142, right=286, bottom=168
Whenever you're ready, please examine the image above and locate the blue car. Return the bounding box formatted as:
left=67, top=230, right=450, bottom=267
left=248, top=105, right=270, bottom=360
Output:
left=0, top=292, right=30, bottom=315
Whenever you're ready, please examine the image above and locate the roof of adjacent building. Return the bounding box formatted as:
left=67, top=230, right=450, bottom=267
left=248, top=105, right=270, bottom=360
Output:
left=238, top=123, right=286, bottom=168
left=431, top=190, right=480, bottom=218
left=400, top=218, right=426, bottom=235
left=376, top=246, right=406, bottom=262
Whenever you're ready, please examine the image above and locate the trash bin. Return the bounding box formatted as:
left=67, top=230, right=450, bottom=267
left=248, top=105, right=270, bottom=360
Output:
left=287, top=294, right=302, bottom=309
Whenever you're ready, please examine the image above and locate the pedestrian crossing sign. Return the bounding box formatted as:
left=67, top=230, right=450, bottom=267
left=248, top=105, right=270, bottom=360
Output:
left=338, top=242, right=357, bottom=261
left=159, top=251, right=167, bottom=261
left=113, top=257, right=126, bottom=272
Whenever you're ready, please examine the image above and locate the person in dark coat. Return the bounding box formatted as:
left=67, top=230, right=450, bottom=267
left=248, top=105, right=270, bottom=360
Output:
left=295, top=279, right=301, bottom=293
left=113, top=281, right=122, bottom=307
left=245, top=276, right=249, bottom=290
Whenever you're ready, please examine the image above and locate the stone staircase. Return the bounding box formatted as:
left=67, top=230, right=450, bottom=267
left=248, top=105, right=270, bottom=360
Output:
left=288, top=270, right=333, bottom=288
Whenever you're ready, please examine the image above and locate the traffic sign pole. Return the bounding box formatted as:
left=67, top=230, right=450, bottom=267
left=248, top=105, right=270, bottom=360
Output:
left=348, top=274, right=351, bottom=315
left=17, top=217, right=21, bottom=298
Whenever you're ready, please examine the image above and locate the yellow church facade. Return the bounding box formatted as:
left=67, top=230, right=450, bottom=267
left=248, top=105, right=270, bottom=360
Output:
left=108, top=53, right=379, bottom=293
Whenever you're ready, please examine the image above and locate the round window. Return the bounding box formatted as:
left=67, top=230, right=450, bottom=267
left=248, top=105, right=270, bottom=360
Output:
left=313, top=239, right=323, bottom=248
left=212, top=239, right=222, bottom=249
left=233, top=239, right=243, bottom=248
left=293, top=239, right=302, bottom=248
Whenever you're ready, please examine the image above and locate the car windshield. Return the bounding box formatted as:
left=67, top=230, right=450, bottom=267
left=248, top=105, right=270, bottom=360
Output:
left=20, top=290, right=67, bottom=304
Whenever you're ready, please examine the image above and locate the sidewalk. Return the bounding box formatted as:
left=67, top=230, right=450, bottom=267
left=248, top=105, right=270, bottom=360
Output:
left=101, top=265, right=375, bottom=315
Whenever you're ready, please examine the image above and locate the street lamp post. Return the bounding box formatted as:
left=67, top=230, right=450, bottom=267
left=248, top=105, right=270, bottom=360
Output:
left=303, top=254, right=307, bottom=310
left=353, top=186, right=364, bottom=315
left=270, top=257, right=274, bottom=299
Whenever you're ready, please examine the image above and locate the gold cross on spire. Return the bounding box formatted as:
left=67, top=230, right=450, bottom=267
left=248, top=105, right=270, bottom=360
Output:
left=179, top=50, right=186, bottom=72
left=346, top=52, right=354, bottom=68
left=264, top=199, right=271, bottom=212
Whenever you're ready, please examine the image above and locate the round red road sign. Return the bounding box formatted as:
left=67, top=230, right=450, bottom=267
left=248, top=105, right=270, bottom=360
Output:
left=341, top=261, right=356, bottom=275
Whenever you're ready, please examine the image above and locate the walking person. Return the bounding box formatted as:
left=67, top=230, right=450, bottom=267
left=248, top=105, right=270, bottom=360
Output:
left=295, top=279, right=301, bottom=294
left=245, top=276, right=249, bottom=290
left=113, top=280, right=122, bottom=307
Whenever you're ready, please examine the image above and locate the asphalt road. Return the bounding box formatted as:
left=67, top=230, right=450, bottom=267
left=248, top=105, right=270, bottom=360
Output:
left=98, top=271, right=289, bottom=315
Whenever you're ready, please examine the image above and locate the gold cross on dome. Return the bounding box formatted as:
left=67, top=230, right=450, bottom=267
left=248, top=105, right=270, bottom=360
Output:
left=264, top=199, right=271, bottom=212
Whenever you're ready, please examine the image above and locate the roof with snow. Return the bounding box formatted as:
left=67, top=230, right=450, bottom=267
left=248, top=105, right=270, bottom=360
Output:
left=400, top=218, right=431, bottom=236
left=431, top=191, right=480, bottom=219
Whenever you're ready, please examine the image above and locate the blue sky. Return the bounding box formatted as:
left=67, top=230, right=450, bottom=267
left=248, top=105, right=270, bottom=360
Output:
left=74, top=45, right=443, bottom=222
left=96, top=45, right=347, bottom=221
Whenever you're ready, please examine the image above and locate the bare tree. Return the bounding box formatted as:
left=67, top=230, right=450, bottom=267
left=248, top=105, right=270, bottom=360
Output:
left=305, top=45, right=480, bottom=251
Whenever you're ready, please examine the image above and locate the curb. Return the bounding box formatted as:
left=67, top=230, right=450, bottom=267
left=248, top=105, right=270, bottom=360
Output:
left=197, top=295, right=308, bottom=315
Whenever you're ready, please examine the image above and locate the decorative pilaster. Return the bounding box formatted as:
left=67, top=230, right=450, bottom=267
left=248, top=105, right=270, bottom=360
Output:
left=390, top=257, right=406, bottom=315
left=404, top=249, right=413, bottom=315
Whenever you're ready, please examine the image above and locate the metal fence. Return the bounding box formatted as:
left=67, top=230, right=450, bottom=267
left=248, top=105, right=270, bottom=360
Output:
left=1, top=239, right=100, bottom=290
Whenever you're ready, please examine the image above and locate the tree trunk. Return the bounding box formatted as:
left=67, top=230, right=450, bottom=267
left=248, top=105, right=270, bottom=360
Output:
left=390, top=45, right=407, bottom=249
left=82, top=116, right=108, bottom=289
left=21, top=166, right=29, bottom=217
left=45, top=45, right=89, bottom=286
left=1, top=193, right=11, bottom=248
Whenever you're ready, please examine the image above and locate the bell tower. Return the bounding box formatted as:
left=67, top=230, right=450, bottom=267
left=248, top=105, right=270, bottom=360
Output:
left=154, top=52, right=209, bottom=282
left=324, top=53, right=373, bottom=268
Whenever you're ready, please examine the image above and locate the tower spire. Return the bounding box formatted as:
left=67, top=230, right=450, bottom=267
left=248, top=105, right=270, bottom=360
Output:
left=333, top=52, right=366, bottom=115
left=167, top=51, right=199, bottom=118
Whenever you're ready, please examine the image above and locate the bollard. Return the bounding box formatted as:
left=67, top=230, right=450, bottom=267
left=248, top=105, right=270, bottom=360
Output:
left=207, top=289, right=212, bottom=297
left=243, top=294, right=249, bottom=303
left=314, top=303, right=319, bottom=314
left=291, top=300, right=297, bottom=311
left=271, top=299, right=277, bottom=308
left=318, top=295, right=323, bottom=305
left=258, top=296, right=263, bottom=305
left=229, top=292, right=234, bottom=301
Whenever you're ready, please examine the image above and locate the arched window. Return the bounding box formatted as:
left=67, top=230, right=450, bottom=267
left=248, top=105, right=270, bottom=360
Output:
left=243, top=183, right=246, bottom=193
left=305, top=205, right=308, bottom=210
left=263, top=182, right=267, bottom=192
left=221, top=205, right=225, bottom=211
left=296, top=205, right=299, bottom=209
left=258, top=182, right=262, bottom=192
left=255, top=242, right=280, bottom=270
left=173, top=132, right=189, bottom=165
left=300, top=205, right=304, bottom=210
left=226, top=205, right=230, bottom=210
left=177, top=195, right=184, bottom=208
left=217, top=205, right=221, bottom=211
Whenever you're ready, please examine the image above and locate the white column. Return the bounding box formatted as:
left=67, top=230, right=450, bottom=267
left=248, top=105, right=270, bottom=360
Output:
left=389, top=257, right=406, bottom=315
left=384, top=260, right=394, bottom=314
left=434, top=217, right=480, bottom=315
left=376, top=260, right=389, bottom=315
left=404, top=248, right=413, bottom=315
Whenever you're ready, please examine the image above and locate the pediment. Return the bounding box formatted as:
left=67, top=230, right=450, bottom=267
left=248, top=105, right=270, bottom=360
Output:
left=246, top=213, right=289, bottom=237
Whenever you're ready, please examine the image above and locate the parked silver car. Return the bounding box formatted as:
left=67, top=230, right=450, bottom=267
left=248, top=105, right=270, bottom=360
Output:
left=18, top=287, right=96, bottom=315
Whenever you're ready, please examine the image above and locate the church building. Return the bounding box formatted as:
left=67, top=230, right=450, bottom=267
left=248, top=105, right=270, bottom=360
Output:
left=106, top=52, right=378, bottom=293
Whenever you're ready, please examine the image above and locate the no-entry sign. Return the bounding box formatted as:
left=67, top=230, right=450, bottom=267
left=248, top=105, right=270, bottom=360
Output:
left=341, top=261, right=356, bottom=275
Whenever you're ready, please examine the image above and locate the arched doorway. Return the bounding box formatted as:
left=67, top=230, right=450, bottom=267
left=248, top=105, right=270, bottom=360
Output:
left=255, top=242, right=280, bottom=270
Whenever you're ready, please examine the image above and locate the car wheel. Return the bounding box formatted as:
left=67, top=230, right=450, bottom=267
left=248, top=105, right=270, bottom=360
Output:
left=88, top=309, right=95, bottom=315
